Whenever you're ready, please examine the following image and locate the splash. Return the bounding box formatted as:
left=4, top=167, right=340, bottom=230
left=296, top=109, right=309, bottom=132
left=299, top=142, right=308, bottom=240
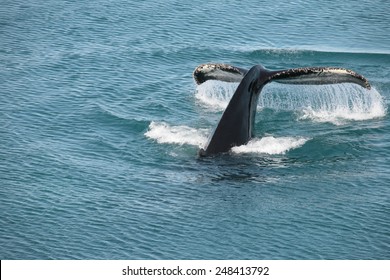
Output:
left=195, top=81, right=386, bottom=125
left=297, top=86, right=386, bottom=125
left=231, top=136, right=309, bottom=155
left=260, top=83, right=386, bottom=125
left=145, top=121, right=209, bottom=147
left=145, top=122, right=308, bottom=155
left=195, top=80, right=238, bottom=111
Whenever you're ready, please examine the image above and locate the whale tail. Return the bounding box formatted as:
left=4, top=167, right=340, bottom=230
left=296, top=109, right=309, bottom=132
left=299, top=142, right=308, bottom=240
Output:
left=194, top=63, right=371, bottom=156
left=193, top=63, right=371, bottom=89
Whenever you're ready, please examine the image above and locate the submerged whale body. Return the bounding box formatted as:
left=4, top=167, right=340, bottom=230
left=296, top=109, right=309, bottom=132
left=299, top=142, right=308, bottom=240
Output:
left=193, top=63, right=371, bottom=157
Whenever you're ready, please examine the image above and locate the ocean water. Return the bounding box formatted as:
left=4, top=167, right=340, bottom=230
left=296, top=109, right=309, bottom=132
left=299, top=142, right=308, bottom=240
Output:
left=1, top=0, right=389, bottom=259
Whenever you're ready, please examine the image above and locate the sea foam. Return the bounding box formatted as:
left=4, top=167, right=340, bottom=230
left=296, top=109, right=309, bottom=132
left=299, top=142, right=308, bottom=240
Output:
left=145, top=122, right=308, bottom=155
left=231, top=136, right=309, bottom=155
left=145, top=121, right=209, bottom=148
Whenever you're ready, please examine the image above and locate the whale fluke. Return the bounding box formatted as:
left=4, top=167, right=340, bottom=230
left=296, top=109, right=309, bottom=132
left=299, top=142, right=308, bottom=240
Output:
left=268, top=67, right=371, bottom=89
left=193, top=63, right=248, bottom=85
left=194, top=63, right=371, bottom=89
left=194, top=63, right=371, bottom=156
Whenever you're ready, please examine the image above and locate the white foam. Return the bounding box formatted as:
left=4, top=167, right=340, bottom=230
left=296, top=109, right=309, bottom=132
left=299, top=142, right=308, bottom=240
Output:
left=231, top=136, right=309, bottom=155
left=145, top=122, right=308, bottom=155
left=145, top=121, right=208, bottom=147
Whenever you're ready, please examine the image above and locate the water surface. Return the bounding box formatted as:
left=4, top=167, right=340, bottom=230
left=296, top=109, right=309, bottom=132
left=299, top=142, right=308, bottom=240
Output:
left=1, top=0, right=389, bottom=259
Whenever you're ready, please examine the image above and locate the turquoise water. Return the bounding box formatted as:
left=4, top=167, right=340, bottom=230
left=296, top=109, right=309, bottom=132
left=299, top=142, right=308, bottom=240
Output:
left=1, top=0, right=389, bottom=259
